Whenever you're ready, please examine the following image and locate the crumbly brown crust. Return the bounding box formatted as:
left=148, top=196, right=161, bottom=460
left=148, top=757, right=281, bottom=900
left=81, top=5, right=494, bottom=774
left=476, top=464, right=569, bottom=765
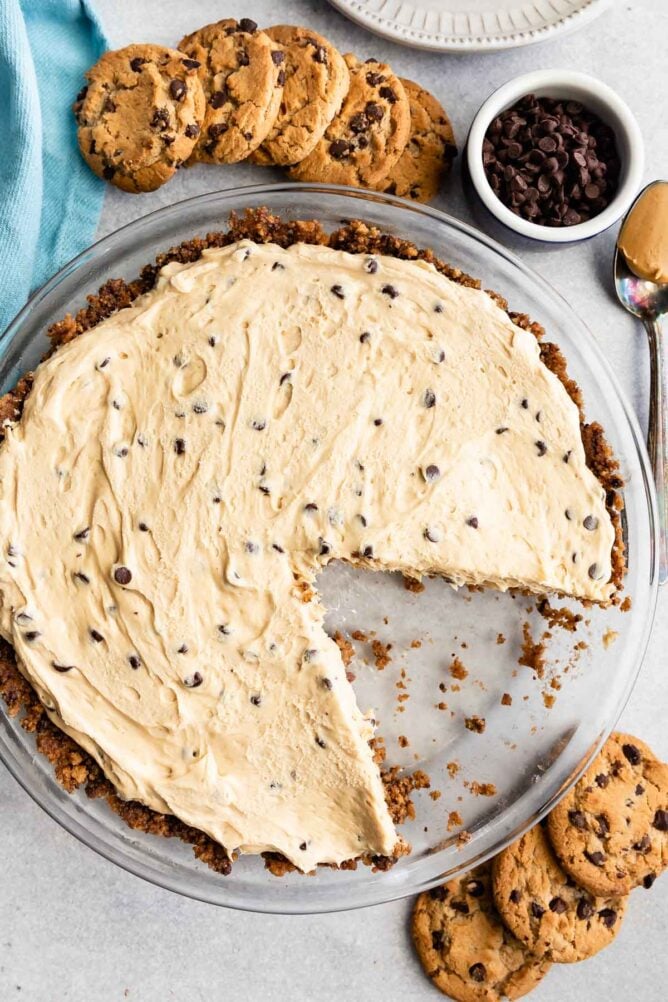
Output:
left=0, top=207, right=626, bottom=876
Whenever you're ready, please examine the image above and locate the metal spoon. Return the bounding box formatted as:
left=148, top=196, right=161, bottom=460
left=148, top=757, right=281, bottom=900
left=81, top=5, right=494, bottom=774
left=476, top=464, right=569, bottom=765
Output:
left=614, top=180, right=668, bottom=585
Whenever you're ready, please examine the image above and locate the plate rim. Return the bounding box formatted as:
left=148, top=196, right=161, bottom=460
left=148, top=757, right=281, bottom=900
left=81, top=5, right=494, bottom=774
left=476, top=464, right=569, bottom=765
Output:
left=326, top=0, right=613, bottom=53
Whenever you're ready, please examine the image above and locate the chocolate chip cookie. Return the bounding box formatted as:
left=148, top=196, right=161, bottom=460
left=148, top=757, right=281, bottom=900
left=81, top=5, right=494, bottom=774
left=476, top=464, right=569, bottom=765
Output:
left=250, top=26, right=349, bottom=166
left=289, top=54, right=410, bottom=188
left=493, top=824, right=627, bottom=963
left=548, top=732, right=668, bottom=896
left=178, top=18, right=284, bottom=164
left=379, top=79, right=457, bottom=203
left=412, top=864, right=552, bottom=1001
left=74, top=44, right=205, bottom=193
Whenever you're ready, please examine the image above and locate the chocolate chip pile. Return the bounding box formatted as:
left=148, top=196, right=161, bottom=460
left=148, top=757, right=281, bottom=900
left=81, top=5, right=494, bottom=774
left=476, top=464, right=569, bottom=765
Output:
left=483, top=94, right=621, bottom=227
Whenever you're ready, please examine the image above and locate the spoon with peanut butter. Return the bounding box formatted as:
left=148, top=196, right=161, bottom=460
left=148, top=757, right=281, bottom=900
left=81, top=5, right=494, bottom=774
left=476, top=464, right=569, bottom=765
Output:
left=614, top=180, right=668, bottom=584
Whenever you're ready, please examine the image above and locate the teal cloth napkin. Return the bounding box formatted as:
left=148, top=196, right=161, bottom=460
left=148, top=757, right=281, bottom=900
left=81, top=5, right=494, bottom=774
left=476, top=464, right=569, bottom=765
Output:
left=0, top=0, right=107, bottom=334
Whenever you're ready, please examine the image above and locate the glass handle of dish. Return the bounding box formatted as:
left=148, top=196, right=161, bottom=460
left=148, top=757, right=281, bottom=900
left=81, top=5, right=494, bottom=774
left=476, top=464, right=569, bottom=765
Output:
left=646, top=316, right=668, bottom=585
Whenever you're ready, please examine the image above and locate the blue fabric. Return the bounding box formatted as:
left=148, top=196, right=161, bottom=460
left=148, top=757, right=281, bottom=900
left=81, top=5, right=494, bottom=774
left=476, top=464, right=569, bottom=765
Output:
left=0, top=0, right=107, bottom=334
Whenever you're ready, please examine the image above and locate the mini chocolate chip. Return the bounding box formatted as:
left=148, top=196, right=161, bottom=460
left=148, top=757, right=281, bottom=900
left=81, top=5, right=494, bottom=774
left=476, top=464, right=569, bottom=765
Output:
left=466, top=517, right=479, bottom=529
left=423, top=389, right=436, bottom=408
left=596, top=773, right=610, bottom=787
left=239, top=17, right=257, bottom=32
left=130, top=57, right=146, bottom=72
left=321, top=677, right=333, bottom=690
left=431, top=929, right=444, bottom=950
left=74, top=527, right=90, bottom=542
left=429, top=886, right=448, bottom=901
left=451, top=900, right=469, bottom=914
left=365, top=257, right=378, bottom=273
left=381, top=284, right=399, bottom=299
left=315, top=735, right=326, bottom=748
left=358, top=514, right=368, bottom=527
left=424, top=464, right=440, bottom=483
left=379, top=85, right=397, bottom=103
left=595, top=813, right=610, bottom=836
left=349, top=112, right=369, bottom=133
left=521, top=398, right=529, bottom=409
left=633, top=835, right=651, bottom=853
left=279, top=372, right=291, bottom=385
left=177, top=644, right=188, bottom=654
left=598, top=908, right=617, bottom=929
left=643, top=873, right=656, bottom=889
left=184, top=122, right=200, bottom=139
left=299, top=841, right=308, bottom=851
left=468, top=964, right=486, bottom=983
left=330, top=139, right=352, bottom=159
left=114, top=566, right=132, bottom=585
left=271, top=50, right=284, bottom=65
left=174, top=438, right=186, bottom=455
left=90, top=629, right=104, bottom=643
left=359, top=331, right=370, bottom=343
left=424, top=527, right=439, bottom=543
left=549, top=896, right=567, bottom=913
left=272, top=543, right=285, bottom=554
left=312, top=46, right=327, bottom=64
left=466, top=880, right=485, bottom=898
left=52, top=662, right=74, bottom=673
left=496, top=426, right=509, bottom=434
left=577, top=899, right=594, bottom=919
left=366, top=71, right=384, bottom=86
left=210, top=90, right=227, bottom=109
left=622, top=743, right=642, bottom=765
left=652, top=809, right=668, bottom=831
left=251, top=419, right=266, bottom=431
left=184, top=672, right=203, bottom=688
left=218, top=624, right=231, bottom=636
left=569, top=809, right=587, bottom=829
left=74, top=572, right=90, bottom=584
left=585, top=850, right=606, bottom=867
left=304, top=502, right=318, bottom=513
left=509, top=889, right=521, bottom=903
left=245, top=541, right=259, bottom=554
left=209, top=122, right=227, bottom=139
left=128, top=655, right=140, bottom=669
left=250, top=694, right=261, bottom=706
left=563, top=450, right=572, bottom=463
left=181, top=57, right=200, bottom=70
left=331, top=284, right=345, bottom=299
left=319, top=539, right=331, bottom=556
left=24, top=631, right=40, bottom=642
left=169, top=79, right=186, bottom=101
left=362, top=545, right=374, bottom=559
left=530, top=901, right=545, bottom=919
left=374, top=418, right=383, bottom=427
left=583, top=515, right=599, bottom=531
left=588, top=563, right=600, bottom=580
left=272, top=261, right=285, bottom=271
left=535, top=440, right=547, bottom=456
left=635, top=784, right=645, bottom=795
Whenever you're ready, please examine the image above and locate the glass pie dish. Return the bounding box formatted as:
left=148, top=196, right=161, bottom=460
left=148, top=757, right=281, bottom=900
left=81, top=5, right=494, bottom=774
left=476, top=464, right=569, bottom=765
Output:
left=0, top=183, right=658, bottom=914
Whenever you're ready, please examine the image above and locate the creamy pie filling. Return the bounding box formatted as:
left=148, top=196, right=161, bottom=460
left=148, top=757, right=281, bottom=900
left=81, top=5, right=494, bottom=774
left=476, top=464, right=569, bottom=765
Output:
left=0, top=241, right=615, bottom=869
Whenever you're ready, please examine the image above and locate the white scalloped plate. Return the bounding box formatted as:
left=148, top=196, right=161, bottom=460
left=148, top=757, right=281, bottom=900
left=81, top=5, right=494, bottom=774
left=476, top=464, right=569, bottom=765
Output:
left=327, top=0, right=612, bottom=52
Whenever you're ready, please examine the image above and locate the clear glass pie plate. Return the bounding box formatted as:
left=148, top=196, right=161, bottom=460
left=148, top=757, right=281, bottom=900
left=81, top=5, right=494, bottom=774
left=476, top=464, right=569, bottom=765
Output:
left=0, top=184, right=658, bottom=914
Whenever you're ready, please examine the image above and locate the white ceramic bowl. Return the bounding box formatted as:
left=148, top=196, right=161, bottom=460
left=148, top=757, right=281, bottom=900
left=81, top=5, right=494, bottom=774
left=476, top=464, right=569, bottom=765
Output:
left=466, top=70, right=645, bottom=243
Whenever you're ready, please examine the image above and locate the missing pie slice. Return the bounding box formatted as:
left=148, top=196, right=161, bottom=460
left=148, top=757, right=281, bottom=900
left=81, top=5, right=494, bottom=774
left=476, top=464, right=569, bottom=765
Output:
left=0, top=212, right=624, bottom=872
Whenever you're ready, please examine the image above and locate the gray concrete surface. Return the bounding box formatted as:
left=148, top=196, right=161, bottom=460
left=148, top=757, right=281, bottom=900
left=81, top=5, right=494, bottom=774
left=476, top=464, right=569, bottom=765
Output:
left=1, top=1, right=666, bottom=999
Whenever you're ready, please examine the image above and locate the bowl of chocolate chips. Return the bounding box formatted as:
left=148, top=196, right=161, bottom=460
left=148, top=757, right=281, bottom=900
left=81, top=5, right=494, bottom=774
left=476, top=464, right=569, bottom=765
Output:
left=467, top=69, right=644, bottom=242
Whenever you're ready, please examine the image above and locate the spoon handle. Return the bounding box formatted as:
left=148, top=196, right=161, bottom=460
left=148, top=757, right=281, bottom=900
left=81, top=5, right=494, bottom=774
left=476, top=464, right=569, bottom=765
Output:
left=645, top=316, right=668, bottom=585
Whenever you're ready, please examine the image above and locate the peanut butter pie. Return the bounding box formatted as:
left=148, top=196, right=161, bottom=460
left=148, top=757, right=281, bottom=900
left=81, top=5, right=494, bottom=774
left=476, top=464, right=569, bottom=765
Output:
left=0, top=213, right=623, bottom=872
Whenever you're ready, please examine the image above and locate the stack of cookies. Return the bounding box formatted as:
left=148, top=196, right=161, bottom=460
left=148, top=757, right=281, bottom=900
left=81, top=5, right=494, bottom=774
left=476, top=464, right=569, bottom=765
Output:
left=73, top=17, right=456, bottom=203
left=412, top=732, right=668, bottom=1000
